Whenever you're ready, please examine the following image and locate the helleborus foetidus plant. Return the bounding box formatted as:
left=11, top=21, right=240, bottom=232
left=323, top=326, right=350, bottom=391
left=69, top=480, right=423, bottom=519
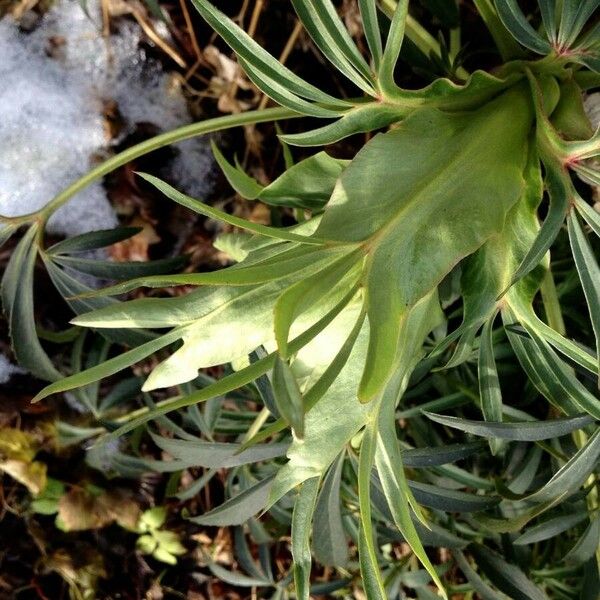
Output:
left=2, top=0, right=600, bottom=598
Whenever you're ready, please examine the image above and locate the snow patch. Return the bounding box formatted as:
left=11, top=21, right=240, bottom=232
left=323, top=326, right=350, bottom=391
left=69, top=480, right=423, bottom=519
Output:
left=0, top=354, right=25, bottom=384
left=0, top=0, right=213, bottom=237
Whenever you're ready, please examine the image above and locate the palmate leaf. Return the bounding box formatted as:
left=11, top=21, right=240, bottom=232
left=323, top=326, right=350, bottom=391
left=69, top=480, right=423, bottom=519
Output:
left=311, top=83, right=533, bottom=401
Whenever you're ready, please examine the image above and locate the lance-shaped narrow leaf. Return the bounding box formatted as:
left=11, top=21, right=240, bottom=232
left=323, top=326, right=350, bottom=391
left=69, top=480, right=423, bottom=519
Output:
left=1, top=226, right=62, bottom=381
left=568, top=210, right=600, bottom=385
left=289, top=0, right=375, bottom=94
left=359, top=0, right=382, bottom=68
left=312, top=452, right=348, bottom=567
left=378, top=0, right=408, bottom=98
left=478, top=313, right=503, bottom=454
left=189, top=0, right=350, bottom=111
left=291, top=477, right=320, bottom=600
left=188, top=474, right=275, bottom=526
left=557, top=0, right=600, bottom=49
left=424, top=412, right=595, bottom=440
left=212, top=142, right=349, bottom=211
left=494, top=0, right=553, bottom=54
left=272, top=356, right=305, bottom=438
left=469, top=544, right=549, bottom=600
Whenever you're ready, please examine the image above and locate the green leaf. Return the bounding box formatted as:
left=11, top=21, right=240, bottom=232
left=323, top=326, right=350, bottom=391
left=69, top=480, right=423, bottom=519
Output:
left=473, top=0, right=525, bottom=60
left=312, top=453, right=348, bottom=567
left=189, top=0, right=350, bottom=110
left=469, top=544, right=549, bottom=600
left=237, top=56, right=344, bottom=118
left=358, top=0, right=383, bottom=68
left=424, top=412, right=595, bottom=440
left=290, top=0, right=374, bottom=93
left=538, top=0, right=558, bottom=42
left=32, top=327, right=183, bottom=402
left=402, top=442, right=485, bottom=467
left=358, top=524, right=387, bottom=600
left=557, top=0, right=599, bottom=49
left=43, top=260, right=153, bottom=347
left=523, top=428, right=600, bottom=503
left=568, top=210, right=600, bottom=385
left=291, top=477, right=320, bottom=600
left=303, top=307, right=366, bottom=410
left=454, top=550, right=510, bottom=600
left=47, top=227, right=142, bottom=255
left=274, top=250, right=361, bottom=358
left=564, top=518, right=600, bottom=563
left=309, top=85, right=532, bottom=400
left=188, top=474, right=275, bottom=526
left=149, top=434, right=288, bottom=468
left=93, top=283, right=362, bottom=437
left=259, top=152, right=349, bottom=210
left=272, top=356, right=305, bottom=438
left=576, top=195, right=600, bottom=238
left=76, top=245, right=342, bottom=297
left=0, top=224, right=17, bottom=250
left=211, top=141, right=264, bottom=199
left=358, top=420, right=388, bottom=599
left=279, top=102, right=407, bottom=147
left=138, top=173, right=328, bottom=245
left=375, top=396, right=446, bottom=596
left=494, top=0, right=553, bottom=54
left=478, top=313, right=503, bottom=454
left=514, top=512, right=588, bottom=545
left=502, top=158, right=570, bottom=294
left=207, top=561, right=272, bottom=587
left=505, top=315, right=600, bottom=419
left=214, top=143, right=349, bottom=211
left=1, top=226, right=62, bottom=381
left=378, top=0, right=408, bottom=97
left=52, top=254, right=186, bottom=280
left=270, top=290, right=440, bottom=504
left=408, top=480, right=500, bottom=513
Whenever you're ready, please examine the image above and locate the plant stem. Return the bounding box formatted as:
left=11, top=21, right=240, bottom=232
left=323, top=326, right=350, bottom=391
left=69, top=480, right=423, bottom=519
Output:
left=0, top=107, right=300, bottom=227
